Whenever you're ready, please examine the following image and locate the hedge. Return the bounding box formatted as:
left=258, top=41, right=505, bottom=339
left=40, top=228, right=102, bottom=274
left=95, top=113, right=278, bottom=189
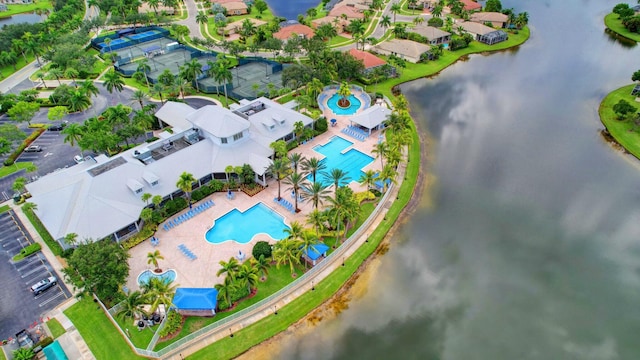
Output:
left=12, top=242, right=42, bottom=261
left=3, top=128, right=45, bottom=166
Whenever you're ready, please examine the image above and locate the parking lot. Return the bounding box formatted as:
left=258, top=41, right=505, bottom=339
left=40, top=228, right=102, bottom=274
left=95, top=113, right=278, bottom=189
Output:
left=0, top=209, right=71, bottom=341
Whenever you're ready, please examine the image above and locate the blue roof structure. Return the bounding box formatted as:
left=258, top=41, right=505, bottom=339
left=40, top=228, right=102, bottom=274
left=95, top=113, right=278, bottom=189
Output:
left=117, top=28, right=135, bottom=36
left=143, top=45, right=161, bottom=53
left=304, top=243, right=330, bottom=261
left=172, top=288, right=218, bottom=310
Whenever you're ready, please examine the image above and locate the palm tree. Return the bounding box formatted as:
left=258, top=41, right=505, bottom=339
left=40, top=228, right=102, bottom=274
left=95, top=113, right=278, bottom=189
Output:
left=379, top=163, right=397, bottom=192
left=237, top=262, right=260, bottom=293
left=65, top=68, right=79, bottom=88
left=284, top=171, right=308, bottom=212
left=147, top=250, right=164, bottom=272
left=301, top=157, right=326, bottom=183
left=288, top=152, right=304, bottom=173
left=299, top=231, right=319, bottom=269
left=131, top=90, right=148, bottom=109
left=273, top=237, right=303, bottom=276
left=215, top=276, right=237, bottom=309
left=284, top=220, right=305, bottom=241
left=48, top=68, right=64, bottom=86
left=301, top=181, right=330, bottom=210
left=324, top=168, right=350, bottom=199
left=61, top=123, right=84, bottom=148
left=432, top=5, right=443, bottom=18
left=68, top=91, right=92, bottom=112
left=176, top=172, right=196, bottom=203
left=267, top=158, right=289, bottom=200
left=253, top=255, right=270, bottom=281
left=372, top=141, right=389, bottom=169
left=358, top=169, right=379, bottom=191
left=217, top=257, right=240, bottom=281
left=136, top=59, right=152, bottom=87
left=79, top=80, right=100, bottom=99
left=141, top=192, right=152, bottom=205
left=196, top=11, right=208, bottom=27
left=103, top=70, right=125, bottom=94
left=151, top=83, right=166, bottom=106
left=182, top=58, right=203, bottom=92
left=327, top=187, right=360, bottom=243
left=337, top=82, right=352, bottom=107
left=390, top=2, right=402, bottom=23
left=117, top=290, right=146, bottom=320
left=381, top=15, right=392, bottom=29
left=142, top=277, right=178, bottom=313
left=13, top=348, right=35, bottom=360
left=306, top=209, right=326, bottom=238
left=212, top=59, right=233, bottom=106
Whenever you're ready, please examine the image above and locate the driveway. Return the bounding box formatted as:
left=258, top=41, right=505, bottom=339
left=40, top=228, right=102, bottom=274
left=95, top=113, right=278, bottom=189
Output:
left=0, top=210, right=71, bottom=341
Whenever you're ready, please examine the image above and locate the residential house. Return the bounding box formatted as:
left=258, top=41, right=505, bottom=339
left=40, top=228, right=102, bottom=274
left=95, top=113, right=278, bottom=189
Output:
left=329, top=4, right=365, bottom=19
left=223, top=1, right=248, bottom=15
left=459, top=21, right=508, bottom=45
left=224, top=18, right=267, bottom=37
left=26, top=98, right=313, bottom=246
left=138, top=2, right=176, bottom=15
left=410, top=25, right=451, bottom=45
left=469, top=12, right=509, bottom=28
left=373, top=39, right=433, bottom=63
left=273, top=24, right=315, bottom=41
left=311, top=16, right=349, bottom=34
left=348, top=48, right=396, bottom=77
left=459, top=0, right=481, bottom=12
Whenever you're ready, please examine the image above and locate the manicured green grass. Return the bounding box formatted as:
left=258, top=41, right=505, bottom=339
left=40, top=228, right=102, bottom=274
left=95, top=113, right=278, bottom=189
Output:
left=64, top=298, right=147, bottom=360
left=327, top=35, right=350, bottom=46
left=113, top=314, right=157, bottom=349
left=46, top=318, right=66, bottom=339
left=604, top=13, right=640, bottom=43
left=187, top=124, right=421, bottom=360
left=0, top=54, right=36, bottom=82
left=599, top=84, right=640, bottom=158
left=0, top=205, right=9, bottom=214
left=0, top=162, right=35, bottom=178
left=0, top=347, right=6, bottom=360
left=0, top=0, right=52, bottom=17
left=22, top=206, right=64, bottom=257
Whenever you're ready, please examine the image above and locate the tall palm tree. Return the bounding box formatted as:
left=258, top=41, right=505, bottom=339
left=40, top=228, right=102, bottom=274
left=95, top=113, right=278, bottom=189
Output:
left=217, top=257, right=240, bottom=281
left=306, top=209, right=326, bottom=238
left=237, top=262, right=260, bottom=293
left=288, top=153, right=305, bottom=174
left=142, top=277, right=178, bottom=313
left=381, top=15, right=392, bottom=29
left=131, top=89, right=148, bottom=109
left=301, top=157, right=326, bottom=183
left=358, top=169, right=379, bottom=191
left=253, top=255, right=270, bottom=281
left=212, top=59, right=233, bottom=106
left=327, top=187, right=360, bottom=243
left=48, top=68, right=63, bottom=86
left=196, top=11, right=208, bottom=27
left=284, top=171, right=308, bottom=212
left=79, top=80, right=100, bottom=99
left=136, top=59, right=152, bottom=88
left=266, top=158, right=289, bottom=200
left=68, top=91, right=92, bottom=112
left=372, top=141, right=389, bottom=169
left=65, top=68, right=79, bottom=88
left=284, top=220, right=305, bottom=241
left=61, top=123, right=84, bottom=148
left=324, top=168, right=350, bottom=199
left=390, top=2, right=402, bottom=23
left=151, top=83, right=166, bottom=106
left=147, top=250, right=164, bottom=272
left=215, top=276, right=237, bottom=309
left=301, top=181, right=330, bottom=210
left=182, top=58, right=203, bottom=92
left=337, top=81, right=352, bottom=107
left=176, top=172, right=196, bottom=203
left=299, top=231, right=319, bottom=269
left=273, top=237, right=303, bottom=276
left=117, top=290, right=146, bottom=320
left=103, top=70, right=125, bottom=94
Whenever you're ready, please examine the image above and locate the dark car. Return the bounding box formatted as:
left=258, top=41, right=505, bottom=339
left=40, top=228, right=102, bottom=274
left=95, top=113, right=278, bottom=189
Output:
left=30, top=276, right=57, bottom=295
left=15, top=329, right=34, bottom=348
left=48, top=124, right=65, bottom=131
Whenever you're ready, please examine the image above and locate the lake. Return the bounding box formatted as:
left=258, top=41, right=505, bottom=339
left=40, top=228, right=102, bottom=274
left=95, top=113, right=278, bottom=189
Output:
left=264, top=0, right=320, bottom=20
left=0, top=13, right=43, bottom=26
left=268, top=0, right=640, bottom=359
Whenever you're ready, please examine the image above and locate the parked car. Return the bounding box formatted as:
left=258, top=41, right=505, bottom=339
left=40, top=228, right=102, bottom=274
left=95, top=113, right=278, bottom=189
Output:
left=30, top=276, right=57, bottom=295
left=15, top=329, right=34, bottom=348
left=74, top=155, right=84, bottom=164
left=48, top=123, right=66, bottom=131
left=24, top=145, right=42, bottom=153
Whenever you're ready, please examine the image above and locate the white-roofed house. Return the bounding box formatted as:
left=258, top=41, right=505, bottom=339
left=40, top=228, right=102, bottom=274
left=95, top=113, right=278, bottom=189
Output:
left=26, top=98, right=313, bottom=247
left=348, top=105, right=392, bottom=135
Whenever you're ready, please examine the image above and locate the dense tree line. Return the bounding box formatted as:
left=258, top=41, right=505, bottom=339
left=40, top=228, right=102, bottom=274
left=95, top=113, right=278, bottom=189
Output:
left=612, top=3, right=640, bottom=34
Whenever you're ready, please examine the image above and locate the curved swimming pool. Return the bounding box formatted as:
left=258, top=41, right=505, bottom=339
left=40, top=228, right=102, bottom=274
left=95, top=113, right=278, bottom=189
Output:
left=327, top=94, right=362, bottom=115
left=205, top=203, right=290, bottom=244
left=137, top=269, right=177, bottom=286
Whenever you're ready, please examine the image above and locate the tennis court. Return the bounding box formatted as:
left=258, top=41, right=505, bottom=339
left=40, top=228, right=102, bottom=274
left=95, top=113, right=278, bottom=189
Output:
left=146, top=54, right=215, bottom=83
left=110, top=37, right=177, bottom=60
left=227, top=62, right=285, bottom=99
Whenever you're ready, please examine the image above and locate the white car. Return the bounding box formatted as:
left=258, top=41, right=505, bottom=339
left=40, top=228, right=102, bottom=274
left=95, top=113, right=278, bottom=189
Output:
left=74, top=155, right=85, bottom=164
left=30, top=276, right=57, bottom=295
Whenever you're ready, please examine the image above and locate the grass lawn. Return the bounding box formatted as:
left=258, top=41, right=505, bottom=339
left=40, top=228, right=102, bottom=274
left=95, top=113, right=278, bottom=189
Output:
left=64, top=298, right=147, bottom=360
left=0, top=54, right=36, bottom=80
left=599, top=84, right=640, bottom=158
left=327, top=35, right=350, bottom=46
left=0, top=162, right=35, bottom=178
left=187, top=123, right=420, bottom=360
left=114, top=314, right=158, bottom=349
left=0, top=205, right=9, bottom=214
left=0, top=347, right=5, bottom=360
left=0, top=0, right=52, bottom=17
left=46, top=318, right=66, bottom=339
left=22, top=206, right=64, bottom=256
left=604, top=13, right=640, bottom=43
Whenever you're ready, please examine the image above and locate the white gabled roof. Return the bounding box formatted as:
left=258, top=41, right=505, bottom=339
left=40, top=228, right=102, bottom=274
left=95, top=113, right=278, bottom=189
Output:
left=155, top=101, right=195, bottom=132
left=350, top=105, right=391, bottom=129
left=186, top=105, right=250, bottom=138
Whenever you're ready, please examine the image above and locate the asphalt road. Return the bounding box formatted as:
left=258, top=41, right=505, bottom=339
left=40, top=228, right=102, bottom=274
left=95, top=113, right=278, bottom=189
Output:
left=0, top=210, right=71, bottom=341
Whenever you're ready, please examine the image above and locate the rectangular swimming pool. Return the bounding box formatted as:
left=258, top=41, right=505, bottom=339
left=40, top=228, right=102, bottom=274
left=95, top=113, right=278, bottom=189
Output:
left=43, top=340, right=68, bottom=360
left=312, top=136, right=374, bottom=186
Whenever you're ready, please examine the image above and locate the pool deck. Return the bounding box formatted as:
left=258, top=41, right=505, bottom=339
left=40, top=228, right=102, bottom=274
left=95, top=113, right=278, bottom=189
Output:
left=126, top=103, right=386, bottom=291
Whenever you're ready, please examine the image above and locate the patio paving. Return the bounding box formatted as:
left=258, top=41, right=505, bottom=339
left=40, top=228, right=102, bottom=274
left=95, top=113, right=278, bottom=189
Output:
left=126, top=104, right=387, bottom=291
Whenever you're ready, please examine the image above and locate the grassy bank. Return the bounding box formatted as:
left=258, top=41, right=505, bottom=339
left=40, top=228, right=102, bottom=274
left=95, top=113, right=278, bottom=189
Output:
left=604, top=13, right=640, bottom=43
left=64, top=298, right=146, bottom=360
left=22, top=206, right=64, bottom=256
left=46, top=318, right=66, bottom=339
left=0, top=162, right=36, bottom=178
left=187, top=123, right=421, bottom=359
left=599, top=84, right=640, bottom=158
left=0, top=1, right=52, bottom=18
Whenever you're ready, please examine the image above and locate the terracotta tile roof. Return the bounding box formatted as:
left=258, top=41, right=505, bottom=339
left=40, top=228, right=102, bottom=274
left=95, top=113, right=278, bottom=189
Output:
left=273, top=24, right=315, bottom=40
left=348, top=48, right=387, bottom=69
left=329, top=5, right=365, bottom=19
left=469, top=12, right=508, bottom=23
left=460, top=0, right=481, bottom=11
left=222, top=1, right=247, bottom=10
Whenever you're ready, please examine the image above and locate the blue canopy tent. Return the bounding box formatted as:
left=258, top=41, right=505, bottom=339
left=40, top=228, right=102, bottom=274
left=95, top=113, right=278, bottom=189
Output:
left=143, top=45, right=162, bottom=55
left=172, top=288, right=218, bottom=316
left=117, top=28, right=135, bottom=37
left=302, top=243, right=330, bottom=266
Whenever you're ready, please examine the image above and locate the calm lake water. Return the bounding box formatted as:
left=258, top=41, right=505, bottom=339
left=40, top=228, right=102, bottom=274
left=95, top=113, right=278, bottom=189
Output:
left=0, top=13, right=43, bottom=26
left=264, top=0, right=320, bottom=20
left=273, top=0, right=640, bottom=359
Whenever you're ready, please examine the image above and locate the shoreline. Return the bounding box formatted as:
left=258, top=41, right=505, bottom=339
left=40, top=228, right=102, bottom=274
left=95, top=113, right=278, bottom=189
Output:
left=603, top=13, right=640, bottom=43
left=599, top=84, right=640, bottom=159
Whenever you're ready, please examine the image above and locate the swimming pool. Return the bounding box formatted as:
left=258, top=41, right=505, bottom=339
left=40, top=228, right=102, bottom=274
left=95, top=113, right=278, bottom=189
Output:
left=137, top=269, right=177, bottom=287
left=43, top=340, right=68, bottom=360
left=205, top=203, right=290, bottom=244
left=312, top=136, right=374, bottom=186
left=327, top=94, right=362, bottom=115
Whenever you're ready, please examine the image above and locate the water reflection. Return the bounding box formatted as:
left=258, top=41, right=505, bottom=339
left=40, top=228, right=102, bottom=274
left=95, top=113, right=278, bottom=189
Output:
left=603, top=28, right=637, bottom=48
left=268, top=0, right=640, bottom=359
left=0, top=13, right=44, bottom=26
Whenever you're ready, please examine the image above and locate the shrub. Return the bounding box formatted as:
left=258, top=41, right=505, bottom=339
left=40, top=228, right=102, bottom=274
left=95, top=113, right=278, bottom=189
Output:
left=12, top=242, right=42, bottom=261
left=145, top=136, right=159, bottom=143
left=252, top=241, right=272, bottom=260
left=217, top=283, right=250, bottom=310
left=314, top=116, right=328, bottom=133
left=121, top=224, right=156, bottom=250
left=427, top=17, right=443, bottom=27
left=207, top=180, right=225, bottom=192
left=354, top=190, right=376, bottom=204
left=158, top=310, right=184, bottom=337
left=3, top=128, right=45, bottom=166
left=35, top=336, right=53, bottom=348
left=164, top=197, right=188, bottom=217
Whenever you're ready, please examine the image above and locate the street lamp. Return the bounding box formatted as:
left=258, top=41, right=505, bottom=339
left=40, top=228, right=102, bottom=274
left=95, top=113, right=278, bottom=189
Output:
left=311, top=280, right=315, bottom=291
left=229, top=328, right=234, bottom=338
left=274, top=305, right=278, bottom=315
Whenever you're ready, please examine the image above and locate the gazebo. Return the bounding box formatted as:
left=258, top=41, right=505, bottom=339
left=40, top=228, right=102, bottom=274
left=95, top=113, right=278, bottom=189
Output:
left=302, top=243, right=330, bottom=266
left=348, top=105, right=392, bottom=135
left=172, top=288, right=218, bottom=317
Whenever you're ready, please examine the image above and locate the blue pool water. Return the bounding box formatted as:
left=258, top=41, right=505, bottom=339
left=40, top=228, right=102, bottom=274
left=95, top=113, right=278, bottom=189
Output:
left=205, top=203, right=290, bottom=244
left=137, top=269, right=177, bottom=286
left=43, top=340, right=68, bottom=360
left=327, top=94, right=362, bottom=115
left=312, top=136, right=374, bottom=187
